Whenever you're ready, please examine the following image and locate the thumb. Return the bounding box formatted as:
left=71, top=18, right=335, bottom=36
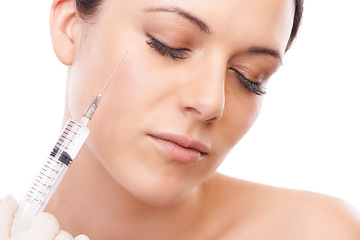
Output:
left=25, top=212, right=60, bottom=240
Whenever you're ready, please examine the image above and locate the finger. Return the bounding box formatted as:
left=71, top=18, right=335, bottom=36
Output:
left=75, top=234, right=90, bottom=240
left=54, top=230, right=74, bottom=240
left=26, top=212, right=60, bottom=240
left=0, top=195, right=18, bottom=239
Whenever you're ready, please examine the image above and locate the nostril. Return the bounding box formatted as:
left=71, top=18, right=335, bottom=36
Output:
left=183, top=106, right=202, bottom=117
left=182, top=105, right=223, bottom=123
left=206, top=116, right=220, bottom=123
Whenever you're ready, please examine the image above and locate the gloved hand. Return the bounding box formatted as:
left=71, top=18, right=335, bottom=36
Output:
left=0, top=195, right=89, bottom=240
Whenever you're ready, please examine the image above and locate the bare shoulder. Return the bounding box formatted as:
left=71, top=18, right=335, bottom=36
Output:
left=287, top=189, right=360, bottom=239
left=207, top=173, right=360, bottom=240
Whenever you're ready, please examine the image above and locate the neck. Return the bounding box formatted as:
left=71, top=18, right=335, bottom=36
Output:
left=45, top=142, right=205, bottom=240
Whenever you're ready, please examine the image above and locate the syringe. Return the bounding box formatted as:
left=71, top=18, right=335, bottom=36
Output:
left=11, top=51, right=128, bottom=237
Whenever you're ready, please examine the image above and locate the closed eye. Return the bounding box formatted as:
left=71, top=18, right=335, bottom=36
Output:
left=229, top=67, right=266, bottom=96
left=146, top=34, right=190, bottom=60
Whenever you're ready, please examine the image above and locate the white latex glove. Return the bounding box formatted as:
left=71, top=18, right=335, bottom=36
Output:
left=0, top=195, right=89, bottom=240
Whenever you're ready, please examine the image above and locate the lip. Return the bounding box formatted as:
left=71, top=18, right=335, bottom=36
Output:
left=148, top=133, right=209, bottom=163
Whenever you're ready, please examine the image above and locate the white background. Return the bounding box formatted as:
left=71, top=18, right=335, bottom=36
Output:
left=0, top=1, right=359, bottom=211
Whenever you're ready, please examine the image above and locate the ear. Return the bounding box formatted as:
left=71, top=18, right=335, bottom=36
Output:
left=50, top=0, right=79, bottom=65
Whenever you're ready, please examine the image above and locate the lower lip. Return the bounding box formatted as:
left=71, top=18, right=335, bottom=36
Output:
left=149, top=136, right=204, bottom=164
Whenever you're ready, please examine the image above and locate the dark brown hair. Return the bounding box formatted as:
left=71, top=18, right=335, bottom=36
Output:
left=75, top=0, right=304, bottom=51
left=287, top=0, right=304, bottom=51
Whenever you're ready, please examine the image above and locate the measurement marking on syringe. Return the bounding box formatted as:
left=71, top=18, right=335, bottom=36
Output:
left=54, top=142, right=69, bottom=150
left=60, top=136, right=73, bottom=143
left=35, top=179, right=47, bottom=188
left=59, top=136, right=74, bottom=143
left=44, top=164, right=52, bottom=170
left=44, top=165, right=56, bottom=173
left=56, top=146, right=69, bottom=151
left=65, top=128, right=78, bottom=135
left=69, top=120, right=81, bottom=127
left=53, top=146, right=70, bottom=152
left=60, top=135, right=69, bottom=140
left=49, top=159, right=64, bottom=166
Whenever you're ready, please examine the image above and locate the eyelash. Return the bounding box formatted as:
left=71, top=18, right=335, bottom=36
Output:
left=229, top=67, right=266, bottom=96
left=146, top=34, right=190, bottom=60
left=145, top=34, right=266, bottom=96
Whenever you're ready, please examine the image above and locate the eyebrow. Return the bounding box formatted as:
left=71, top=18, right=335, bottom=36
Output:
left=143, top=6, right=211, bottom=35
left=248, top=46, right=283, bottom=63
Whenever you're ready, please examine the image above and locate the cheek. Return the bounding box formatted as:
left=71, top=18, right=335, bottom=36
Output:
left=218, top=84, right=264, bottom=151
left=67, top=47, right=170, bottom=161
left=80, top=59, right=153, bottom=137
left=67, top=26, right=156, bottom=123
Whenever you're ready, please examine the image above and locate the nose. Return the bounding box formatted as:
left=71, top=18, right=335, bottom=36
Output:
left=178, top=57, right=226, bottom=123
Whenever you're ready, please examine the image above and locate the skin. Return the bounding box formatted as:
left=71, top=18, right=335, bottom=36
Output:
left=45, top=0, right=360, bottom=239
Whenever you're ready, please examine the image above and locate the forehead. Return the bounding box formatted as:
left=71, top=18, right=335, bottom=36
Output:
left=176, top=0, right=295, bottom=51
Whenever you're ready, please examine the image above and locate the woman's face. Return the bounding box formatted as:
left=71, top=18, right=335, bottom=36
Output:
left=65, top=0, right=294, bottom=206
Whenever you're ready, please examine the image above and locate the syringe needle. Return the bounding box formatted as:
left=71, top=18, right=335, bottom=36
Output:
left=100, top=50, right=129, bottom=96
left=82, top=50, right=128, bottom=122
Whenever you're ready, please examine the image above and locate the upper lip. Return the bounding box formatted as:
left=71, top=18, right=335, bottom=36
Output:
left=149, top=133, right=210, bottom=154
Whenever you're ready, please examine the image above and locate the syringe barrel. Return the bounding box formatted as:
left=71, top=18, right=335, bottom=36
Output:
left=11, top=119, right=90, bottom=237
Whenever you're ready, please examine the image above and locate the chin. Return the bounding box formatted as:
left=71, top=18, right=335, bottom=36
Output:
left=122, top=172, right=199, bottom=208
left=137, top=192, right=188, bottom=208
